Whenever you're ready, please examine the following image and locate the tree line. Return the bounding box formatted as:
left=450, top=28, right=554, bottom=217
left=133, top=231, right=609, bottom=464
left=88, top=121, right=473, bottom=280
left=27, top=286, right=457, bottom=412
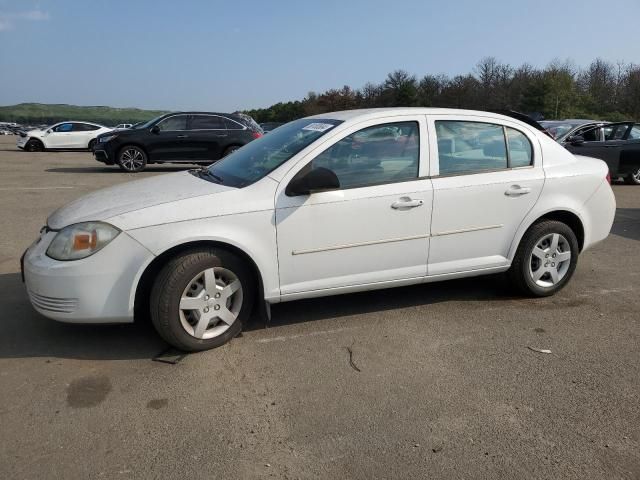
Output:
left=245, top=58, right=640, bottom=124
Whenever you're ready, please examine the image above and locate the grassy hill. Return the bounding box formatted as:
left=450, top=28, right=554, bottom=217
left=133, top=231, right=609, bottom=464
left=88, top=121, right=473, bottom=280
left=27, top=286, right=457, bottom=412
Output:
left=0, top=103, right=169, bottom=127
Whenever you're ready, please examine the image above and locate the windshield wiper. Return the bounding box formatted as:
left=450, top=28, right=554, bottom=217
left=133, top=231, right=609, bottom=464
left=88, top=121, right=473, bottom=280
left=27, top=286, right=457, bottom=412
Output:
left=190, top=167, right=224, bottom=185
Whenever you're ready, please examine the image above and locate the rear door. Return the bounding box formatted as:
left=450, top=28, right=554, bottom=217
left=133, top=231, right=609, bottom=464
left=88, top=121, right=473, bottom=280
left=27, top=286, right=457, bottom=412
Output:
left=427, top=115, right=544, bottom=275
left=70, top=123, right=98, bottom=148
left=186, top=114, right=227, bottom=161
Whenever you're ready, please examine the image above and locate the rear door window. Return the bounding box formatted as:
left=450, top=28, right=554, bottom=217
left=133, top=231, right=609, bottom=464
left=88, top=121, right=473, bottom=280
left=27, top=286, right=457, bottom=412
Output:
left=435, top=121, right=533, bottom=175
left=190, top=115, right=226, bottom=130
left=435, top=121, right=508, bottom=175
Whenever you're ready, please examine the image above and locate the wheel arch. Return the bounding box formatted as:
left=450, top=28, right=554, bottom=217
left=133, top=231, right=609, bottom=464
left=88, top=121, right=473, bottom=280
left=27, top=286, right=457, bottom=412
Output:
left=27, top=137, right=45, bottom=149
left=133, top=239, right=266, bottom=323
left=509, top=208, right=585, bottom=261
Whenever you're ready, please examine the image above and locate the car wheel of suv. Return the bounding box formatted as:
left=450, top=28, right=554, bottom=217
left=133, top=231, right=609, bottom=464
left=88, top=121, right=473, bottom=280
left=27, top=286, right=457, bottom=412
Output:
left=88, top=139, right=96, bottom=151
left=118, top=146, right=147, bottom=172
left=223, top=145, right=240, bottom=156
left=508, top=220, right=579, bottom=297
left=150, top=248, right=256, bottom=352
left=25, top=139, right=44, bottom=152
left=625, top=167, right=640, bottom=185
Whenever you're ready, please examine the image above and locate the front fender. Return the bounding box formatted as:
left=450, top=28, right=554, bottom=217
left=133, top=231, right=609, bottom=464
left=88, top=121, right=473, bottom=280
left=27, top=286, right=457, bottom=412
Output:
left=125, top=210, right=280, bottom=308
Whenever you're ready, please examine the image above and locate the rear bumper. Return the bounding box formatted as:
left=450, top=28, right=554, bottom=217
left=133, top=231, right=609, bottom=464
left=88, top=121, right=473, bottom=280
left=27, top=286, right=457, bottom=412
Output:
left=582, top=180, right=616, bottom=251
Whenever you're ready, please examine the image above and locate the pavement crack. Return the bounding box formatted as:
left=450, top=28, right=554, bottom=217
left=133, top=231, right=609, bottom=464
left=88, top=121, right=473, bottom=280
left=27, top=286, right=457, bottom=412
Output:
left=346, top=341, right=361, bottom=373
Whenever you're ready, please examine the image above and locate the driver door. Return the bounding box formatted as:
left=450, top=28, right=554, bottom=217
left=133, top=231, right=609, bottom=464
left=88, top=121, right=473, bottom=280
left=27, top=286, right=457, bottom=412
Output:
left=46, top=123, right=74, bottom=148
left=275, top=116, right=432, bottom=296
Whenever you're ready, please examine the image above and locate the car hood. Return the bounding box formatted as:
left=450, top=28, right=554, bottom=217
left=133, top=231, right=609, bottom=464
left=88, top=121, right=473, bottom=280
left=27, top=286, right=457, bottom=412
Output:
left=47, top=171, right=233, bottom=230
left=27, top=128, right=46, bottom=137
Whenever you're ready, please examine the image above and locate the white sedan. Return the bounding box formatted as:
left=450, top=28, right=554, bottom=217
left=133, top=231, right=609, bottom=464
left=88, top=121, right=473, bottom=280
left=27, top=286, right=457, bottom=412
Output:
left=22, top=108, right=616, bottom=351
left=17, top=121, right=111, bottom=151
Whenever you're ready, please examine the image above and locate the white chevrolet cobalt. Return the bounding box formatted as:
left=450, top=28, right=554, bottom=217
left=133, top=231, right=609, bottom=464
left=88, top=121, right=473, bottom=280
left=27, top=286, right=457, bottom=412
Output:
left=22, top=108, right=616, bottom=351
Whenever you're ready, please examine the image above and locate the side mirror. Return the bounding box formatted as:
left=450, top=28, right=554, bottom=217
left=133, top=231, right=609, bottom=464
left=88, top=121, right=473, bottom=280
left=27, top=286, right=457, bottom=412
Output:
left=46, top=129, right=52, bottom=134
left=567, top=135, right=585, bottom=145
left=286, top=167, right=340, bottom=196
left=150, top=125, right=160, bottom=134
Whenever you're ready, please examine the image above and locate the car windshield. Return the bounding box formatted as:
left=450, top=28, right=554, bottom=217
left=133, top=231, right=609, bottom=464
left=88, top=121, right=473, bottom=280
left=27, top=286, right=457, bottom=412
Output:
left=204, top=118, right=342, bottom=188
left=137, top=115, right=165, bottom=130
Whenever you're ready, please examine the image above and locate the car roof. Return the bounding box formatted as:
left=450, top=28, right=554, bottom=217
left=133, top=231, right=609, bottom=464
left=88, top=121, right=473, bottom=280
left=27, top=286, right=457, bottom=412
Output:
left=307, top=107, right=542, bottom=127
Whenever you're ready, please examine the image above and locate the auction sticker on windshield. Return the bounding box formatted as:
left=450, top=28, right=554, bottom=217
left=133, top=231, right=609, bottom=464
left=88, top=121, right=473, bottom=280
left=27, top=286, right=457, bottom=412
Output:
left=302, top=123, right=335, bottom=132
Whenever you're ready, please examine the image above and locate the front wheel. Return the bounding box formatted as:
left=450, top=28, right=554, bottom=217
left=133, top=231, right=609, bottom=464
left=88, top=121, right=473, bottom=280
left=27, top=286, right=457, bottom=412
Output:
left=625, top=167, right=640, bottom=185
left=150, top=248, right=255, bottom=351
left=118, top=146, right=147, bottom=172
left=508, top=220, right=579, bottom=297
left=25, top=139, right=44, bottom=152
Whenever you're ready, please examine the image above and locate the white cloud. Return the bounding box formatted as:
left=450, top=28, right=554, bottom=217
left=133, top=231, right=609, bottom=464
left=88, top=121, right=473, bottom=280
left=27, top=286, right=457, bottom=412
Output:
left=0, top=9, right=50, bottom=31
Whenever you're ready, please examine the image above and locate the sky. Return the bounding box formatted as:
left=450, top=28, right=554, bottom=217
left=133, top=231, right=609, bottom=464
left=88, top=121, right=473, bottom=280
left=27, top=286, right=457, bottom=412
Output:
left=1, top=0, right=640, bottom=112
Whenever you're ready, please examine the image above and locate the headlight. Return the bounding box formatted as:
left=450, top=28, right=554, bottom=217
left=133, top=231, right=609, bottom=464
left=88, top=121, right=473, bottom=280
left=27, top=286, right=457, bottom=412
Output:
left=99, top=134, right=118, bottom=143
left=46, top=222, right=121, bottom=261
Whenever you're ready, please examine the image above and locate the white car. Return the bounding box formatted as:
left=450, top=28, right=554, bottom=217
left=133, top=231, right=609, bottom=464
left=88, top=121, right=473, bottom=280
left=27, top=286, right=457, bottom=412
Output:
left=17, top=121, right=112, bottom=151
left=114, top=123, right=133, bottom=129
left=22, top=108, right=616, bottom=351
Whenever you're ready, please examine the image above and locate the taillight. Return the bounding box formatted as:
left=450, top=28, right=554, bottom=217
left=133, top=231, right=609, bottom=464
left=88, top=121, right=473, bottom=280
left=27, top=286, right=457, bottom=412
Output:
left=252, top=132, right=262, bottom=139
left=606, top=171, right=611, bottom=184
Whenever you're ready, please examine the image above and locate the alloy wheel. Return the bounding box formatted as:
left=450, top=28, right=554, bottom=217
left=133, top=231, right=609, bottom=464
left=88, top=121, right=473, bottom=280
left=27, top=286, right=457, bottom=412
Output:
left=120, top=148, right=145, bottom=171
left=178, top=267, right=243, bottom=339
left=528, top=233, right=572, bottom=287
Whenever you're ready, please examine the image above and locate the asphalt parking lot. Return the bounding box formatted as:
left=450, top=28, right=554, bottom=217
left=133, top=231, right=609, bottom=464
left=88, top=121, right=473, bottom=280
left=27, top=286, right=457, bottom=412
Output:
left=0, top=135, right=639, bottom=479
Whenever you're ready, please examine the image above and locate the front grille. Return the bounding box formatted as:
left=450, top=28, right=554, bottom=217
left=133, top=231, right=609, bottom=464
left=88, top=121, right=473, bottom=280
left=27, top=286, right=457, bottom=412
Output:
left=29, top=291, right=78, bottom=314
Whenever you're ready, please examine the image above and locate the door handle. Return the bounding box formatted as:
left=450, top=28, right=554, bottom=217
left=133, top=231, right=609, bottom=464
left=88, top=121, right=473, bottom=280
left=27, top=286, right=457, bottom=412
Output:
left=391, top=197, right=424, bottom=209
left=505, top=185, right=532, bottom=196
left=177, top=134, right=189, bottom=138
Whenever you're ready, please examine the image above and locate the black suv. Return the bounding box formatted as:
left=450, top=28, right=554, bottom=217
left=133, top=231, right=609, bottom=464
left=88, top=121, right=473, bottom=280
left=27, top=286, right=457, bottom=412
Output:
left=94, top=112, right=263, bottom=172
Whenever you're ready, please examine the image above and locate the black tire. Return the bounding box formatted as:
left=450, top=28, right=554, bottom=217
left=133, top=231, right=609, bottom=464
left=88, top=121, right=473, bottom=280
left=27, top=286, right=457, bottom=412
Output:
left=624, top=167, right=640, bottom=185
left=117, top=145, right=147, bottom=172
left=88, top=139, right=96, bottom=151
left=223, top=145, right=241, bottom=157
left=508, top=220, right=579, bottom=297
left=150, top=248, right=256, bottom=352
left=25, top=139, right=44, bottom=152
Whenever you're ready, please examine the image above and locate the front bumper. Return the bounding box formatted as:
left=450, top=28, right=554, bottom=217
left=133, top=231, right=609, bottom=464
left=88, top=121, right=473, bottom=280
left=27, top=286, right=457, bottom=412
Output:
left=16, top=136, right=28, bottom=149
left=93, top=148, right=113, bottom=164
left=23, top=229, right=154, bottom=323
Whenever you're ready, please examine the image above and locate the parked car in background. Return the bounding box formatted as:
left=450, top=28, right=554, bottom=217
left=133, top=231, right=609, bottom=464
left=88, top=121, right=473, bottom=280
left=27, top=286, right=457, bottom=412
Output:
left=114, top=123, right=133, bottom=129
left=16, top=121, right=112, bottom=151
left=540, top=119, right=607, bottom=143
left=23, top=108, right=615, bottom=351
left=93, top=112, right=263, bottom=172
left=556, top=122, right=640, bottom=185
left=260, top=122, right=284, bottom=133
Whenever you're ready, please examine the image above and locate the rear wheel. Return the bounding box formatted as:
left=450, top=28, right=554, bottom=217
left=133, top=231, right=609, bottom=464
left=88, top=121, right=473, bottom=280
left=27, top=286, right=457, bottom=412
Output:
left=624, top=167, right=640, bottom=185
left=508, top=220, right=579, bottom=297
left=150, top=248, right=255, bottom=351
left=25, top=139, right=44, bottom=152
left=223, top=145, right=240, bottom=157
left=118, top=145, right=147, bottom=172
